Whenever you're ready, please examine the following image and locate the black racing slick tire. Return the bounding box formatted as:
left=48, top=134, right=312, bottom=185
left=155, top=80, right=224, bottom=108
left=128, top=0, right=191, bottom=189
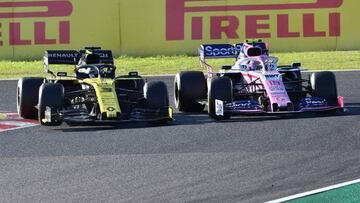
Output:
left=144, top=81, right=169, bottom=109
left=174, top=71, right=207, bottom=112
left=208, top=77, right=232, bottom=120
left=144, top=81, right=170, bottom=125
left=17, top=77, right=45, bottom=119
left=310, top=71, right=338, bottom=106
left=38, top=83, right=64, bottom=126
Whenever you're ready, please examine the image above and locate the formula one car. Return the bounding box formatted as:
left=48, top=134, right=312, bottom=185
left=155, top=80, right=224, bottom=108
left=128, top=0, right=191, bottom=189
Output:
left=17, top=47, right=172, bottom=126
left=174, top=40, right=344, bottom=120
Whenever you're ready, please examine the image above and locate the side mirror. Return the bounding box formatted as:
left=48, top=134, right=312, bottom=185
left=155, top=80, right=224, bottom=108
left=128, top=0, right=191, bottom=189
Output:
left=221, top=65, right=232, bottom=70
left=292, top=62, right=301, bottom=67
left=128, top=71, right=138, bottom=76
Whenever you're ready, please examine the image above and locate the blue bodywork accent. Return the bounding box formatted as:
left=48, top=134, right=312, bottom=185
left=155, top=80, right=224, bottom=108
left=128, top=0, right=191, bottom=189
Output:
left=299, top=97, right=327, bottom=109
left=199, top=44, right=237, bottom=59
left=225, top=100, right=262, bottom=111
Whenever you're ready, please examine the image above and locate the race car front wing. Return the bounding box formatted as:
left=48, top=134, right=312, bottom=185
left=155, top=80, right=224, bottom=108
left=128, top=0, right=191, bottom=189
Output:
left=215, top=96, right=345, bottom=116
left=42, top=106, right=173, bottom=125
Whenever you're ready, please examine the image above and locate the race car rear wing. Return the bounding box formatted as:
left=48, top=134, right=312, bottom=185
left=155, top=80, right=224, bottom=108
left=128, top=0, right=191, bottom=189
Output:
left=45, top=50, right=80, bottom=65
left=199, top=43, right=268, bottom=61
left=198, top=44, right=238, bottom=61
left=198, top=44, right=240, bottom=74
left=44, top=49, right=114, bottom=73
left=198, top=42, right=268, bottom=74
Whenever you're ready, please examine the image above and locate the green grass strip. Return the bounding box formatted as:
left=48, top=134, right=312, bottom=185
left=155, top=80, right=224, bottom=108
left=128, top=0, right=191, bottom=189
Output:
left=287, top=183, right=360, bottom=203
left=0, top=113, right=7, bottom=119
left=0, top=51, right=359, bottom=79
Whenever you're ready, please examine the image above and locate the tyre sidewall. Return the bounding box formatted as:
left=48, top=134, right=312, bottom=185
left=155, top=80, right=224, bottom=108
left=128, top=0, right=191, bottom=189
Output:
left=208, top=77, right=232, bottom=120
left=17, top=77, right=45, bottom=119
left=174, top=71, right=206, bottom=112
left=38, top=83, right=64, bottom=125
left=144, top=81, right=169, bottom=109
left=310, top=71, right=338, bottom=106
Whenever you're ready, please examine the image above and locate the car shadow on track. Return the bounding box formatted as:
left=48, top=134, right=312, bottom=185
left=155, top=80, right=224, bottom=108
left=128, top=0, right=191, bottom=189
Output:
left=54, top=112, right=213, bottom=132
left=52, top=103, right=360, bottom=132
left=54, top=122, right=175, bottom=133
left=176, top=102, right=359, bottom=124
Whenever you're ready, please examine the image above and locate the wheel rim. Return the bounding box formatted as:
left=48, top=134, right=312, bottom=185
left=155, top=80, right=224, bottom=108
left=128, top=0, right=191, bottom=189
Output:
left=16, top=87, right=20, bottom=114
left=174, top=82, right=180, bottom=107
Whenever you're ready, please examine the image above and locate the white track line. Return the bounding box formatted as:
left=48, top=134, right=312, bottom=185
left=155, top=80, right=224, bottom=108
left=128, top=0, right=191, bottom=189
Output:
left=0, top=124, right=39, bottom=133
left=265, top=179, right=360, bottom=203
left=303, top=69, right=360, bottom=73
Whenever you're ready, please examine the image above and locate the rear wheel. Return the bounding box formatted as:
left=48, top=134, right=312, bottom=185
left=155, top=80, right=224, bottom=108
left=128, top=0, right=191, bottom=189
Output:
left=208, top=77, right=232, bottom=120
left=174, top=71, right=207, bottom=112
left=17, top=77, right=44, bottom=119
left=38, top=83, right=64, bottom=126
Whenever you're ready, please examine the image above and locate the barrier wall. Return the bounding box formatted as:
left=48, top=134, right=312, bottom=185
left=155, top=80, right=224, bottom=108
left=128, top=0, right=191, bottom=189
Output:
left=0, top=0, right=359, bottom=59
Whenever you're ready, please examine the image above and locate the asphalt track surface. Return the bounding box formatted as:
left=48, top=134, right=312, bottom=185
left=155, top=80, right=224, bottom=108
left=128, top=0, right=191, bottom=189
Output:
left=0, top=72, right=359, bottom=203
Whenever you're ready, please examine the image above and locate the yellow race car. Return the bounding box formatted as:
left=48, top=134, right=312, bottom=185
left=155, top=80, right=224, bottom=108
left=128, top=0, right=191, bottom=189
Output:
left=17, top=47, right=172, bottom=126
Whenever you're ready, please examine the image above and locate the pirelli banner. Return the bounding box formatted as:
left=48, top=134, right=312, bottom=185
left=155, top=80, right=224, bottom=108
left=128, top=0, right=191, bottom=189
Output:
left=0, top=0, right=359, bottom=59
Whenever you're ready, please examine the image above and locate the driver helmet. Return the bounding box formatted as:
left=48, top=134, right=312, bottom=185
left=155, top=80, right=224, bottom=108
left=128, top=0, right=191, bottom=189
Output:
left=77, top=66, right=98, bottom=78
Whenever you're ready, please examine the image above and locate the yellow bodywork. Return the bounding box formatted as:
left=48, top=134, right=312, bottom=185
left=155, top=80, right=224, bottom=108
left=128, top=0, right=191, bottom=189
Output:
left=168, top=107, right=173, bottom=119
left=49, top=75, right=172, bottom=121
left=51, top=76, right=122, bottom=119
left=82, top=78, right=121, bottom=119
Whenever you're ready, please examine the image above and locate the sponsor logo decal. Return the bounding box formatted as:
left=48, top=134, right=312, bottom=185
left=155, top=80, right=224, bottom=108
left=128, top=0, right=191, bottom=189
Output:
left=48, top=53, right=78, bottom=58
left=205, top=46, right=234, bottom=56
left=101, top=88, right=113, bottom=93
left=203, top=44, right=237, bottom=57
left=107, top=107, right=115, bottom=112
left=299, top=97, right=327, bottom=109
left=264, top=74, right=281, bottom=80
left=166, top=0, right=343, bottom=41
left=225, top=100, right=262, bottom=110
left=304, top=98, right=327, bottom=105
left=215, top=99, right=224, bottom=116
left=0, top=0, right=73, bottom=46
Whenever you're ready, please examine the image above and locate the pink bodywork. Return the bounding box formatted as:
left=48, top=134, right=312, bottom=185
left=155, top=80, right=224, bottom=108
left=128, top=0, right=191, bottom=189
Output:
left=244, top=70, right=291, bottom=111
left=201, top=42, right=343, bottom=114
left=235, top=55, right=292, bottom=112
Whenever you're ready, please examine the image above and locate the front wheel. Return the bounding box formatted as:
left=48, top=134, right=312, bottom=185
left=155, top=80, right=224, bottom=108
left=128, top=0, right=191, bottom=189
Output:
left=310, top=71, right=338, bottom=105
left=310, top=71, right=339, bottom=115
left=38, top=83, right=64, bottom=126
left=144, top=81, right=170, bottom=124
left=144, top=81, right=169, bottom=109
left=208, top=77, right=232, bottom=120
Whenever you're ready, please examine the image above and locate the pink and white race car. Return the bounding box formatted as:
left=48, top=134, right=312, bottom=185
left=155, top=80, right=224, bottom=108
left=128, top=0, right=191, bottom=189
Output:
left=174, top=40, right=344, bottom=120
